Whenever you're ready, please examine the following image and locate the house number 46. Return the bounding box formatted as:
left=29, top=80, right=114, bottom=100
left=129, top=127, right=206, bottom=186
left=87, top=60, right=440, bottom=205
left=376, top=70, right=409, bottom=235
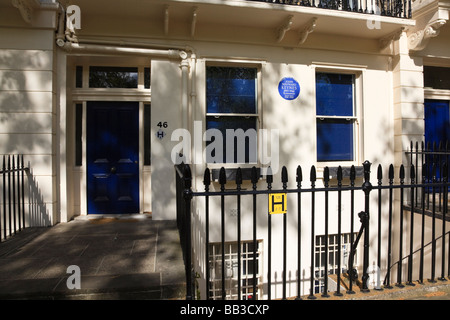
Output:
left=157, top=122, right=168, bottom=128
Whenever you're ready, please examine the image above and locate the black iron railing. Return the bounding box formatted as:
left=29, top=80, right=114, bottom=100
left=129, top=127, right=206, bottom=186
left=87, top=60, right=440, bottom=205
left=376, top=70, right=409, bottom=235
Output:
left=246, top=0, right=412, bottom=18
left=1, top=155, right=27, bottom=241
left=176, top=154, right=448, bottom=300
left=175, top=163, right=194, bottom=300
left=0, top=155, right=50, bottom=242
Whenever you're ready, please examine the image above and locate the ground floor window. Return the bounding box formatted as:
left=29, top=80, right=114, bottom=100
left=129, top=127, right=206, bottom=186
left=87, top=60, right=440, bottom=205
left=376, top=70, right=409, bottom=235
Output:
left=316, top=72, right=358, bottom=162
left=205, top=66, right=259, bottom=164
left=314, top=233, right=357, bottom=294
left=209, top=240, right=262, bottom=300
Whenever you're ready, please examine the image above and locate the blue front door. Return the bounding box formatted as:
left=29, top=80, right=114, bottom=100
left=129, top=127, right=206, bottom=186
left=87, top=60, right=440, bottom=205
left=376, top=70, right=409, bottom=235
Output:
left=87, top=101, right=140, bottom=214
left=425, top=99, right=450, bottom=147
left=424, top=99, right=450, bottom=187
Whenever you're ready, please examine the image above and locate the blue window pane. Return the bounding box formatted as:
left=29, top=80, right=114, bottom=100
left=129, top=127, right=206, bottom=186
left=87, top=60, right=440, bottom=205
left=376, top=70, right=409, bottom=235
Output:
left=206, top=117, right=257, bottom=163
left=207, top=67, right=257, bottom=114
left=317, top=119, right=353, bottom=161
left=316, top=73, right=354, bottom=116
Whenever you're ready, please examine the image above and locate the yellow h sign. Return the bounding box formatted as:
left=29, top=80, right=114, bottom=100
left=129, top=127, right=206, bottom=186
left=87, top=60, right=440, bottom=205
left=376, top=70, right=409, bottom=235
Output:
left=269, top=193, right=287, bottom=214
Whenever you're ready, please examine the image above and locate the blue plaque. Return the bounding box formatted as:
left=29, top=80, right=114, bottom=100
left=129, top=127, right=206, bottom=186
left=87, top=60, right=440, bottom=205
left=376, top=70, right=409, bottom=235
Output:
left=278, top=77, right=300, bottom=100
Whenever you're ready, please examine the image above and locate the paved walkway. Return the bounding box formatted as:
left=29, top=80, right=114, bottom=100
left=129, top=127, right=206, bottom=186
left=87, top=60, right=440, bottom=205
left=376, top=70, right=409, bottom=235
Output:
left=0, top=215, right=186, bottom=300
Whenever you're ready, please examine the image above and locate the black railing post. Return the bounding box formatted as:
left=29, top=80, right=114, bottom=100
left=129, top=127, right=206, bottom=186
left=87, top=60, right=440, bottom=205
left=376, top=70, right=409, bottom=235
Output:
left=308, top=166, right=317, bottom=299
left=236, top=168, right=242, bottom=299
left=385, top=164, right=395, bottom=289
left=407, top=164, right=416, bottom=286
left=203, top=168, right=211, bottom=300
left=267, top=166, right=273, bottom=300
left=361, top=160, right=372, bottom=292
left=296, top=165, right=303, bottom=300
left=21, top=155, right=25, bottom=230
left=251, top=166, right=259, bottom=300
left=335, top=166, right=344, bottom=296
left=2, top=155, right=5, bottom=241
left=322, top=167, right=330, bottom=298
left=282, top=166, right=288, bottom=300
left=439, top=163, right=447, bottom=281
left=12, top=155, right=16, bottom=235
left=17, top=155, right=22, bottom=232
left=7, top=156, right=11, bottom=238
left=397, top=165, right=405, bottom=287
left=419, top=161, right=426, bottom=284
left=430, top=164, right=437, bottom=283
left=376, top=164, right=383, bottom=290
left=182, top=164, right=194, bottom=300
left=347, top=165, right=357, bottom=294
left=219, top=167, right=226, bottom=299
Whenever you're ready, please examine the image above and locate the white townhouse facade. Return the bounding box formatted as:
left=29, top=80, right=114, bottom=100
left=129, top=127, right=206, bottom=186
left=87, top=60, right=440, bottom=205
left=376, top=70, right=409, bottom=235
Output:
left=0, top=0, right=449, bottom=299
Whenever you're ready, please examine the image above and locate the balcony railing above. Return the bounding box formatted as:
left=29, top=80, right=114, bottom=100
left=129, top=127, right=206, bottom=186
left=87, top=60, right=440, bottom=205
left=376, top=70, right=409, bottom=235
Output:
left=246, top=0, right=412, bottom=18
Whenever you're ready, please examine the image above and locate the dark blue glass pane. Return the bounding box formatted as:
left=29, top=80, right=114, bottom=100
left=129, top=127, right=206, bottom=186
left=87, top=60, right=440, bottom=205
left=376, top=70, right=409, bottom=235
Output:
left=424, top=66, right=450, bottom=90
left=206, top=116, right=257, bottom=163
left=76, top=66, right=83, bottom=88
left=317, top=119, right=353, bottom=161
left=89, top=66, right=138, bottom=88
left=207, top=67, right=257, bottom=114
left=316, top=73, right=354, bottom=116
left=144, top=67, right=151, bottom=89
left=425, top=99, right=450, bottom=146
left=424, top=99, right=450, bottom=186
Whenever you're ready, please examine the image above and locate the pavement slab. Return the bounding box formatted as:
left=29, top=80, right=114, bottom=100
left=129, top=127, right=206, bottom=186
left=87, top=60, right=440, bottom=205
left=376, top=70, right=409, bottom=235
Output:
left=0, top=215, right=186, bottom=300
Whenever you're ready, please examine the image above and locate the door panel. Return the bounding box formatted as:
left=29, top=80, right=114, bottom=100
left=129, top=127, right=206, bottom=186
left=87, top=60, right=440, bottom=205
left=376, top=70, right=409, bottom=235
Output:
left=87, top=101, right=139, bottom=214
left=424, top=99, right=450, bottom=187
left=425, top=99, right=450, bottom=147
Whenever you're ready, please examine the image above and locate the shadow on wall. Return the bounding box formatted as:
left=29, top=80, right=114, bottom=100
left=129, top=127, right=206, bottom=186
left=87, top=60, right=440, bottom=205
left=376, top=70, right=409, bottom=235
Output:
left=26, top=166, right=51, bottom=228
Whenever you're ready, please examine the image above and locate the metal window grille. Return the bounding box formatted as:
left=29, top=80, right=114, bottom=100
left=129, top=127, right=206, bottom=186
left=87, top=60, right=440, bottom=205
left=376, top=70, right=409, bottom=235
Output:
left=314, top=233, right=357, bottom=294
left=209, top=240, right=262, bottom=300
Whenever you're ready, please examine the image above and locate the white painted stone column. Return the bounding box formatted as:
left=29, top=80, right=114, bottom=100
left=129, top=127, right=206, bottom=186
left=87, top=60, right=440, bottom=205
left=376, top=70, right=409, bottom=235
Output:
left=392, top=31, right=425, bottom=172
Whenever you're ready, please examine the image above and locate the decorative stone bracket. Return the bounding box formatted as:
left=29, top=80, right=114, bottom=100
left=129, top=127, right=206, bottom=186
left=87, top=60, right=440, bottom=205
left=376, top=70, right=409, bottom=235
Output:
left=298, top=17, right=317, bottom=45
left=275, top=15, right=317, bottom=45
left=408, top=18, right=447, bottom=51
left=11, top=0, right=39, bottom=24
left=276, top=15, right=294, bottom=43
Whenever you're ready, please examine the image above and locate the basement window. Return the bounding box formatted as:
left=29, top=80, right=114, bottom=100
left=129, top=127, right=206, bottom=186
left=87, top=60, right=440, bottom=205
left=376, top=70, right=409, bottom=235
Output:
left=314, top=232, right=357, bottom=294
left=209, top=240, right=262, bottom=300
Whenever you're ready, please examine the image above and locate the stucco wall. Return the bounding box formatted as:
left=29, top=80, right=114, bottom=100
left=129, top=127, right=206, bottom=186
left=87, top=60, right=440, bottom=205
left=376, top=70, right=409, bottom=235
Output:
left=0, top=27, right=56, bottom=226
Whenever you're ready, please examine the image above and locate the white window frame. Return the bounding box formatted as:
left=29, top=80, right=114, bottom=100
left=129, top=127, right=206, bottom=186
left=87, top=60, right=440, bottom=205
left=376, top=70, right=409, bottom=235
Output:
left=208, top=240, right=263, bottom=300
left=204, top=61, right=263, bottom=168
left=312, top=64, right=365, bottom=168
left=314, top=232, right=358, bottom=294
